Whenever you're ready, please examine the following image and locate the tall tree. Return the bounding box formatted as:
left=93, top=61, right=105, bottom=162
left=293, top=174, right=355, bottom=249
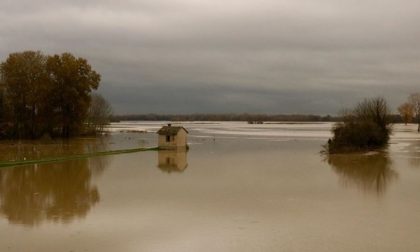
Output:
left=0, top=51, right=48, bottom=138
left=398, top=102, right=414, bottom=125
left=0, top=82, right=4, bottom=123
left=46, top=53, right=100, bottom=137
left=409, top=93, right=420, bottom=132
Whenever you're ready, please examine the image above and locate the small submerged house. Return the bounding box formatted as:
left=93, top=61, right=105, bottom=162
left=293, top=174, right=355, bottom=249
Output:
left=157, top=124, right=189, bottom=150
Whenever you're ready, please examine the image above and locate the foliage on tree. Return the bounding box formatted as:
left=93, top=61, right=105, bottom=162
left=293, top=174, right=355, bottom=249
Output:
left=46, top=53, right=101, bottom=137
left=0, top=51, right=49, bottom=138
left=397, top=102, right=414, bottom=125
left=0, top=51, right=108, bottom=139
left=326, top=97, right=392, bottom=154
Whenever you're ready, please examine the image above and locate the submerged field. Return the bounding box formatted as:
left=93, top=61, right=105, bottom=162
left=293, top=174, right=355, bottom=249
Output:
left=0, top=122, right=420, bottom=251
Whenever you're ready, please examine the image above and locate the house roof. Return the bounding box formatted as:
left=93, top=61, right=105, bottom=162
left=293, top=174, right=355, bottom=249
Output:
left=157, top=126, right=188, bottom=135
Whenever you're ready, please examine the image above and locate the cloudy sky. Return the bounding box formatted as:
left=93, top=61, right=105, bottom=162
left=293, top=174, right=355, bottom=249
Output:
left=1, top=0, right=420, bottom=114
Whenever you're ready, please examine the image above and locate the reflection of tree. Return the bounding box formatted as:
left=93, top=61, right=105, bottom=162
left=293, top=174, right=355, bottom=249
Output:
left=0, top=137, right=110, bottom=163
left=327, top=153, right=398, bottom=195
left=0, top=139, right=110, bottom=226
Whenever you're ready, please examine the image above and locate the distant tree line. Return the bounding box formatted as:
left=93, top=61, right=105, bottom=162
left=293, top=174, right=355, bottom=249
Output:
left=0, top=51, right=112, bottom=139
left=112, top=113, right=339, bottom=122
left=112, top=113, right=410, bottom=123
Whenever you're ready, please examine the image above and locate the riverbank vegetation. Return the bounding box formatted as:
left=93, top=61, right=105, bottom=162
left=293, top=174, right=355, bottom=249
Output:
left=325, top=97, right=392, bottom=154
left=0, top=51, right=111, bottom=139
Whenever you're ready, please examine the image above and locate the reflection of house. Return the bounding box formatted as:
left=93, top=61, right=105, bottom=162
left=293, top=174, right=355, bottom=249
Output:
left=157, top=124, right=188, bottom=150
left=158, top=150, right=188, bottom=173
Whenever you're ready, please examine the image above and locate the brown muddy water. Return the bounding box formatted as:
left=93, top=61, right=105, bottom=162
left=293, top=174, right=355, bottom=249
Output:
left=0, top=122, right=420, bottom=251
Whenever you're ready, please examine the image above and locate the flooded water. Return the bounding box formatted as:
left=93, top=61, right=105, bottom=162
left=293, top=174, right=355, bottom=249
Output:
left=1, top=122, right=420, bottom=251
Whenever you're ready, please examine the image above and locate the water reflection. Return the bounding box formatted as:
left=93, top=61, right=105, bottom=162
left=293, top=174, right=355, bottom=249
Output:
left=0, top=137, right=110, bottom=162
left=0, top=139, right=110, bottom=227
left=398, top=140, right=420, bottom=168
left=157, top=150, right=188, bottom=173
left=327, top=153, right=398, bottom=195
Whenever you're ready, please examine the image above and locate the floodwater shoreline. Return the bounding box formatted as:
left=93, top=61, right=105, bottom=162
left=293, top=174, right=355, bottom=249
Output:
left=0, top=122, right=420, bottom=251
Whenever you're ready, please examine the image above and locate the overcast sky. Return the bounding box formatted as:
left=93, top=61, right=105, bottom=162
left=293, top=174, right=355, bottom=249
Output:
left=1, top=0, right=420, bottom=114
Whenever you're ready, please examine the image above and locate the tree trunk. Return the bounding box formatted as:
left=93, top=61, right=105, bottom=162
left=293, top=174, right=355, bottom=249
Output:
left=418, top=113, right=420, bottom=132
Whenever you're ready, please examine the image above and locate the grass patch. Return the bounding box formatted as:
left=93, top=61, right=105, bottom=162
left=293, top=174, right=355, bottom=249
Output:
left=0, top=146, right=159, bottom=169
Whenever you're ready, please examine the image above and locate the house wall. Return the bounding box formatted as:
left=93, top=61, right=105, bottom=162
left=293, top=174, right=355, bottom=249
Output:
left=174, top=129, right=187, bottom=148
left=158, top=129, right=188, bottom=149
left=158, top=135, right=176, bottom=148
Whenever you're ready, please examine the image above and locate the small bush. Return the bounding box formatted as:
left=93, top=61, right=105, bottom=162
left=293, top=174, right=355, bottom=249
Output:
left=326, top=97, right=391, bottom=153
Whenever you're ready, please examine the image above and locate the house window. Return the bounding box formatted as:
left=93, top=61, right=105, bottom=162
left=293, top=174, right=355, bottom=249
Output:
left=166, top=135, right=171, bottom=142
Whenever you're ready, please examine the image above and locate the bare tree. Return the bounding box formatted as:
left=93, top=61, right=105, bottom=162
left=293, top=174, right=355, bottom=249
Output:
left=86, top=94, right=112, bottom=134
left=398, top=102, right=414, bottom=125
left=353, top=97, right=390, bottom=130
left=409, top=93, right=420, bottom=132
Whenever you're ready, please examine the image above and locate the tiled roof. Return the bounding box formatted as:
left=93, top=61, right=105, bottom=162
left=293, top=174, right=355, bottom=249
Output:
left=157, top=126, right=188, bottom=135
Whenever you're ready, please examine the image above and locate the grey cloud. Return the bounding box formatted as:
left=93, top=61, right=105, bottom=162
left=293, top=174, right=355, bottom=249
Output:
left=1, top=0, right=420, bottom=114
